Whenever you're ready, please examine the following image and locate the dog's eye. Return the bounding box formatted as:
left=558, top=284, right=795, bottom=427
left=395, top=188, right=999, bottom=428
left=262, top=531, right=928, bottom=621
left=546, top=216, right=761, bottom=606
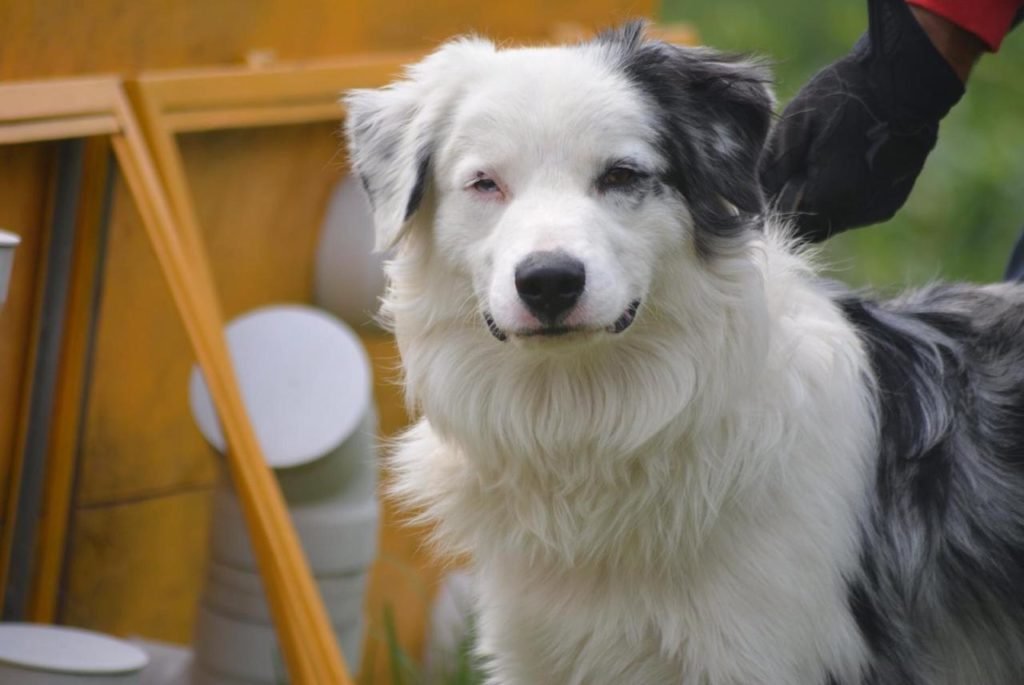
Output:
left=471, top=176, right=500, bottom=194
left=598, top=166, right=646, bottom=192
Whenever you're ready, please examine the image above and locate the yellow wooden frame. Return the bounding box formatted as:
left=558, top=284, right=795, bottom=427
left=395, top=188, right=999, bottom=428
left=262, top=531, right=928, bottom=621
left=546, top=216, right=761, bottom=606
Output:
left=130, top=52, right=418, bottom=134
left=0, top=57, right=420, bottom=682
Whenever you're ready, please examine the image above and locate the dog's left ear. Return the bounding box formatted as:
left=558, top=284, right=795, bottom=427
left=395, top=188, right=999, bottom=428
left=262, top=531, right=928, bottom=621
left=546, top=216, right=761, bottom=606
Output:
left=344, top=38, right=495, bottom=251
left=605, top=25, right=774, bottom=242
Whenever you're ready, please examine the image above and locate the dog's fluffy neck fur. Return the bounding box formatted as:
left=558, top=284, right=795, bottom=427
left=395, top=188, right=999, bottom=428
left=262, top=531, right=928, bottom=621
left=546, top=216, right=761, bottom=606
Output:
left=388, top=224, right=877, bottom=683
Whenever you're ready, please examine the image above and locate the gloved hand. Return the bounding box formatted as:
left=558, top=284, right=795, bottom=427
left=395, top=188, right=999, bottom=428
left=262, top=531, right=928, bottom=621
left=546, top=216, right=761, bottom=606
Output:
left=759, top=0, right=966, bottom=242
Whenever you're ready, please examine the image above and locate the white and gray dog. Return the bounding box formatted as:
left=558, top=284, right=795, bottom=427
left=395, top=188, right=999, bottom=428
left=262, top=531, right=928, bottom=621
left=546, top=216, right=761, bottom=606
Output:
left=344, top=22, right=1024, bottom=685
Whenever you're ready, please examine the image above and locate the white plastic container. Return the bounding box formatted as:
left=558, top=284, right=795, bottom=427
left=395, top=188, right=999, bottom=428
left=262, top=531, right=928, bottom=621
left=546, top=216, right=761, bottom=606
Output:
left=208, top=482, right=379, bottom=574
left=190, top=663, right=273, bottom=685
left=193, top=605, right=364, bottom=683
left=0, top=623, right=148, bottom=685
left=262, top=409, right=378, bottom=507
left=189, top=305, right=380, bottom=573
left=203, top=560, right=368, bottom=625
left=189, top=305, right=378, bottom=683
left=314, top=175, right=386, bottom=329
left=0, top=230, right=19, bottom=307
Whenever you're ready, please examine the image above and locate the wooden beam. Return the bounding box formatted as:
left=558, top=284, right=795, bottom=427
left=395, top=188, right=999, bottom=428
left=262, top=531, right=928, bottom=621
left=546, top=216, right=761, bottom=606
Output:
left=165, top=103, right=344, bottom=133
left=0, top=116, right=120, bottom=146
left=134, top=53, right=414, bottom=133
left=0, top=78, right=121, bottom=122
left=0, top=78, right=123, bottom=146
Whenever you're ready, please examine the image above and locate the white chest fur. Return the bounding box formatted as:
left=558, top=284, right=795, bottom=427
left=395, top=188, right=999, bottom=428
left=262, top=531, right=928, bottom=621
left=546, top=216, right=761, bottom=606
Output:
left=387, top=239, right=877, bottom=684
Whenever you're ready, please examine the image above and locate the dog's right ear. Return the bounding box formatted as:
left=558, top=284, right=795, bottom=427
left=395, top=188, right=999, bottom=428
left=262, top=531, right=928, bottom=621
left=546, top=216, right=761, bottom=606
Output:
left=343, top=38, right=495, bottom=251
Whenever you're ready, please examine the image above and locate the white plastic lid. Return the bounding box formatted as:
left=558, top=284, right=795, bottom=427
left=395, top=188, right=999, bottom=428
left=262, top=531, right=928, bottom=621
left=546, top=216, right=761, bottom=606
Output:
left=0, top=624, right=148, bottom=674
left=188, top=305, right=372, bottom=468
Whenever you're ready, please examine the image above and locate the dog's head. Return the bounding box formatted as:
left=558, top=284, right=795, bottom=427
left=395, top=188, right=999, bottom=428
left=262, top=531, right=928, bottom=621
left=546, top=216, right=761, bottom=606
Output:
left=345, top=22, right=773, bottom=347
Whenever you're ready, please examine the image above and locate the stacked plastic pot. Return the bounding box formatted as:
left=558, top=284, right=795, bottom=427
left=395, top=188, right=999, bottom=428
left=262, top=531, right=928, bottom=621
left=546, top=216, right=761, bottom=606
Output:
left=188, top=306, right=378, bottom=685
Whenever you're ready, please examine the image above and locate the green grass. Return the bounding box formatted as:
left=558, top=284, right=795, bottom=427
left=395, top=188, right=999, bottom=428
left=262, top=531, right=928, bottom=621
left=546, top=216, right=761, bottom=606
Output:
left=660, top=0, right=1024, bottom=288
left=378, top=605, right=486, bottom=685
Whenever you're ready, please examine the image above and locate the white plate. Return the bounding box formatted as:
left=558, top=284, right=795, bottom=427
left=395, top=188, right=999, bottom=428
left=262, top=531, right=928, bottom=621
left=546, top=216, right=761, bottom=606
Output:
left=193, top=605, right=364, bottom=682
left=0, top=623, right=146, bottom=684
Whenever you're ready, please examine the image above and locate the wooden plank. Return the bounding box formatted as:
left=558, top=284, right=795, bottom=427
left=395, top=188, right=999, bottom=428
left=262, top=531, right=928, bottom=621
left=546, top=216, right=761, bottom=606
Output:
left=133, top=53, right=412, bottom=134
left=0, top=116, right=120, bottom=146
left=28, top=138, right=112, bottom=623
left=0, top=78, right=120, bottom=122
left=166, top=103, right=343, bottom=133
left=136, top=54, right=415, bottom=111
left=0, top=78, right=123, bottom=147
left=61, top=488, right=214, bottom=643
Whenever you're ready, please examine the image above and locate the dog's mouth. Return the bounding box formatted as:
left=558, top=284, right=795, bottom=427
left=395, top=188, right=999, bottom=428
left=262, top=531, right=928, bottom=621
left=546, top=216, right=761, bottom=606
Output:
left=484, top=299, right=641, bottom=342
left=609, top=299, right=641, bottom=334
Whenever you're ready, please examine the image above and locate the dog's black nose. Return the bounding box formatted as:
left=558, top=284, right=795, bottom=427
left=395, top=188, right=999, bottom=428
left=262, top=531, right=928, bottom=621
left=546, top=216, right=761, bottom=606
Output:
left=515, top=251, right=585, bottom=324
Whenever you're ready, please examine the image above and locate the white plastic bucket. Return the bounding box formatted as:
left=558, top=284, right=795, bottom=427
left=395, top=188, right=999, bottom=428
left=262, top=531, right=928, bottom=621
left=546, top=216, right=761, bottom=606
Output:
left=203, top=561, right=368, bottom=625
left=208, top=481, right=379, bottom=574
left=189, top=305, right=378, bottom=680
left=193, top=605, right=364, bottom=683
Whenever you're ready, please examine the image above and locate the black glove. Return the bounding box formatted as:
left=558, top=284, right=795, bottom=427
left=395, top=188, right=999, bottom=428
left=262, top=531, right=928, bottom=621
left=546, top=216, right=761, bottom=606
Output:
left=759, top=0, right=965, bottom=242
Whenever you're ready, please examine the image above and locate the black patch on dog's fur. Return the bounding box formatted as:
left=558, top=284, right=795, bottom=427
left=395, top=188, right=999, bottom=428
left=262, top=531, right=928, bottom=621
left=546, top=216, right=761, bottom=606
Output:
left=596, top=22, right=773, bottom=257
left=405, top=149, right=432, bottom=220
left=835, top=283, right=1024, bottom=683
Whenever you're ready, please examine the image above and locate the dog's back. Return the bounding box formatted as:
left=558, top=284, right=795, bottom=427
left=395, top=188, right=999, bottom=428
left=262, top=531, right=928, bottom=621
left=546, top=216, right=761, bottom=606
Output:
left=837, top=282, right=1024, bottom=684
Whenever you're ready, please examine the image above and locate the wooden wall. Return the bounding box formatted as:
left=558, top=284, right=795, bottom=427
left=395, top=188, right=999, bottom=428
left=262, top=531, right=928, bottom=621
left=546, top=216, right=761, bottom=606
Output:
left=0, top=1, right=656, bottom=681
left=0, top=1, right=655, bottom=80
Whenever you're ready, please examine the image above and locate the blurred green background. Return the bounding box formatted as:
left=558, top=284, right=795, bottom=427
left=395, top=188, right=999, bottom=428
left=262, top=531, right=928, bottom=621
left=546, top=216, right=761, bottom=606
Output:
left=661, top=0, right=1024, bottom=289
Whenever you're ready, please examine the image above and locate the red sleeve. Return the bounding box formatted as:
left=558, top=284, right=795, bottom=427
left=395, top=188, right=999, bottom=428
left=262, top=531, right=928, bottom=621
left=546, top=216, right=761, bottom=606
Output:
left=907, top=0, right=1024, bottom=50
